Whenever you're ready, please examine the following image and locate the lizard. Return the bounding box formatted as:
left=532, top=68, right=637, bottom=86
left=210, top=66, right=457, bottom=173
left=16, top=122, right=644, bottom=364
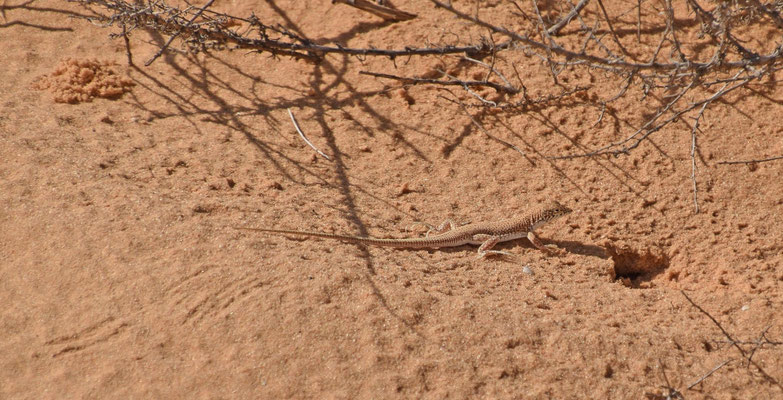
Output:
left=233, top=200, right=572, bottom=258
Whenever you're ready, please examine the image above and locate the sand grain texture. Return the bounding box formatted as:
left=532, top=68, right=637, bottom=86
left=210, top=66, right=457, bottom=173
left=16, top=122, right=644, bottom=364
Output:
left=1, top=0, right=781, bottom=398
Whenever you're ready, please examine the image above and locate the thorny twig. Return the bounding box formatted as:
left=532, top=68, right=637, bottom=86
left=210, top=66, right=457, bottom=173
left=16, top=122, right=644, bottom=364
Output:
left=427, top=0, right=783, bottom=198
left=690, top=117, right=700, bottom=214
left=72, top=0, right=783, bottom=211
left=551, top=70, right=755, bottom=159
left=440, top=92, right=528, bottom=158
left=681, top=291, right=783, bottom=389
left=648, top=293, right=783, bottom=398
left=595, top=0, right=629, bottom=58
left=144, top=0, right=215, bottom=66
left=656, top=359, right=684, bottom=400
left=461, top=55, right=515, bottom=92
left=287, top=108, right=331, bottom=161
left=648, top=358, right=732, bottom=399
left=430, top=0, right=783, bottom=73
left=359, top=70, right=519, bottom=94
left=71, top=0, right=510, bottom=62
left=688, top=100, right=711, bottom=214
left=686, top=359, right=732, bottom=390
left=332, top=0, right=416, bottom=21
left=547, top=0, right=590, bottom=36
left=717, top=155, right=783, bottom=165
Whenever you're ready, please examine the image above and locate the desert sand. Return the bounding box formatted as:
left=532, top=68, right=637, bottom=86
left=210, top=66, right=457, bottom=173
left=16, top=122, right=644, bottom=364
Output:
left=1, top=0, right=781, bottom=398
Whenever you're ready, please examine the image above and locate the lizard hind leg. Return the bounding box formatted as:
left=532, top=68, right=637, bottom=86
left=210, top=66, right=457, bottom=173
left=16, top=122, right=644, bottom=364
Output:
left=475, top=234, right=512, bottom=259
left=406, top=220, right=457, bottom=237
left=425, top=219, right=458, bottom=237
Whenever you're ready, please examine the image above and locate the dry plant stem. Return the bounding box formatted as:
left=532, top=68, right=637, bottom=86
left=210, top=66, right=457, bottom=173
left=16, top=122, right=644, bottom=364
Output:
left=73, top=0, right=509, bottom=62
left=648, top=23, right=669, bottom=65
left=685, top=0, right=757, bottom=60
left=461, top=56, right=515, bottom=90
left=657, top=359, right=683, bottom=400
left=359, top=70, right=518, bottom=94
left=686, top=359, right=732, bottom=390
left=746, top=326, right=774, bottom=365
left=664, top=0, right=685, bottom=61
left=717, top=155, right=783, bottom=165
left=484, top=40, right=500, bottom=84
left=287, top=108, right=331, bottom=161
left=530, top=0, right=560, bottom=83
left=446, top=94, right=527, bottom=158
left=606, top=72, right=634, bottom=103
left=550, top=79, right=697, bottom=159
left=430, top=0, right=783, bottom=72
left=595, top=0, right=629, bottom=57
left=690, top=125, right=699, bottom=214
left=547, top=0, right=590, bottom=36
left=553, top=70, right=753, bottom=159
left=332, top=0, right=416, bottom=21
left=651, top=358, right=736, bottom=399
left=438, top=70, right=499, bottom=105
left=714, top=326, right=783, bottom=347
left=748, top=0, right=783, bottom=30
left=144, top=0, right=216, bottom=66
left=681, top=291, right=783, bottom=389
left=636, top=0, right=641, bottom=41
left=77, top=0, right=783, bottom=75
left=457, top=86, right=588, bottom=111
left=681, top=291, right=746, bottom=357
left=121, top=23, right=132, bottom=65
left=689, top=102, right=710, bottom=214
left=616, top=74, right=752, bottom=155
left=573, top=10, right=618, bottom=61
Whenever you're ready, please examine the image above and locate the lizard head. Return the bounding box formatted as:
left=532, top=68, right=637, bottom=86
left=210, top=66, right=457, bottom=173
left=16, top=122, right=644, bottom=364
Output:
left=533, top=200, right=572, bottom=229
left=547, top=200, right=573, bottom=217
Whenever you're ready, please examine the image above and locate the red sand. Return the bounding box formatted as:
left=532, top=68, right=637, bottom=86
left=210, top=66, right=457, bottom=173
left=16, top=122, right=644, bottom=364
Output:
left=1, top=1, right=781, bottom=398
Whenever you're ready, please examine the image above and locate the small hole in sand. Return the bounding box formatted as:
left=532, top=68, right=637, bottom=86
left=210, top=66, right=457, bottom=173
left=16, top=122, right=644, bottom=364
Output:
left=604, top=243, right=669, bottom=289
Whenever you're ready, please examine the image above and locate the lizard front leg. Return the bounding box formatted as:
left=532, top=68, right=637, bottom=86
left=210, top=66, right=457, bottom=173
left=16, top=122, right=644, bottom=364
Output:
left=528, top=231, right=561, bottom=254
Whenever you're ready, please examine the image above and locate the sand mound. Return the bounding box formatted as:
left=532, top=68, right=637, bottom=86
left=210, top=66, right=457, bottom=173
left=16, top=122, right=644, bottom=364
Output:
left=34, top=58, right=134, bottom=103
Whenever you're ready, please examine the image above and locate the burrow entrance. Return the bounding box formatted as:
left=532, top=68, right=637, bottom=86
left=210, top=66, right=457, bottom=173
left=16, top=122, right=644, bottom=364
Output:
left=604, top=243, right=670, bottom=288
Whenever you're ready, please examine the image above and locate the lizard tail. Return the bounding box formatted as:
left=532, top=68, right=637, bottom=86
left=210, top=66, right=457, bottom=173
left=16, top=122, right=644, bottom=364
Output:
left=232, top=226, right=436, bottom=248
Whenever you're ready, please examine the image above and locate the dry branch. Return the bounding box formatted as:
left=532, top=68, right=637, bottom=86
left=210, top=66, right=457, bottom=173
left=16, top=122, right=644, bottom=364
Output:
left=681, top=291, right=783, bottom=389
left=332, top=0, right=416, bottom=22
left=686, top=359, right=732, bottom=391
left=428, top=0, right=783, bottom=184
left=288, top=108, right=331, bottom=161
left=547, top=0, right=589, bottom=36
left=70, top=0, right=783, bottom=212
left=550, top=72, right=757, bottom=159
left=717, top=155, right=783, bottom=165
left=144, top=0, right=215, bottom=66
left=71, top=0, right=508, bottom=62
left=430, top=0, right=783, bottom=73
left=445, top=93, right=527, bottom=157
left=359, top=70, right=518, bottom=94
